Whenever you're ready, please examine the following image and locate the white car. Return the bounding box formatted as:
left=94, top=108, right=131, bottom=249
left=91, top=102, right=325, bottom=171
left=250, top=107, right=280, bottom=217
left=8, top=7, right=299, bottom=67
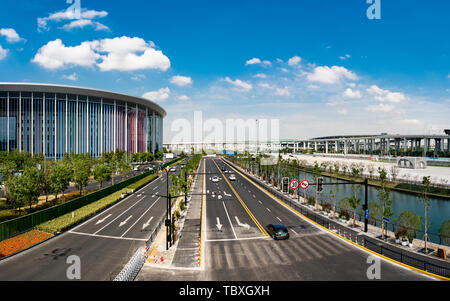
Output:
left=211, top=176, right=219, bottom=183
left=170, top=167, right=176, bottom=172
left=229, top=174, right=236, bottom=181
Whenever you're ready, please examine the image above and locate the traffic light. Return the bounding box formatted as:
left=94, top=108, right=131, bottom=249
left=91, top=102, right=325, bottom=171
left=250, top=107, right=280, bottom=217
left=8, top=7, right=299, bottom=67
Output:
left=317, top=177, right=323, bottom=194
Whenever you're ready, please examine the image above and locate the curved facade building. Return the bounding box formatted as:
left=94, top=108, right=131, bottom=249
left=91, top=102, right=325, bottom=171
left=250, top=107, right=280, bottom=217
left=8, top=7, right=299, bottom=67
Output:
left=0, top=83, right=165, bottom=159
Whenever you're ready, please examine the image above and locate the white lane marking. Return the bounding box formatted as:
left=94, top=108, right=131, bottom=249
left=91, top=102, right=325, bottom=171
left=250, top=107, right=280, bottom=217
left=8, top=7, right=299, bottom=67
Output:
left=153, top=186, right=158, bottom=191
left=290, top=227, right=298, bottom=235
left=216, top=217, right=223, bottom=231
left=119, top=215, right=133, bottom=227
left=234, top=216, right=250, bottom=229
left=205, top=236, right=269, bottom=242
left=266, top=208, right=271, bottom=212
left=222, top=201, right=237, bottom=239
left=93, top=196, right=145, bottom=235
left=142, top=216, right=154, bottom=230
left=258, top=201, right=262, bottom=204
left=69, top=231, right=147, bottom=241
left=69, top=179, right=157, bottom=232
left=95, top=214, right=112, bottom=225
left=276, top=216, right=282, bottom=222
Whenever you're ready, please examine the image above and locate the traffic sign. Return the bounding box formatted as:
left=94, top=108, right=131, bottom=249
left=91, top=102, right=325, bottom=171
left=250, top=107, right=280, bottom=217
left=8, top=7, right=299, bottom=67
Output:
left=365, top=209, right=369, bottom=220
left=300, top=180, right=309, bottom=189
left=289, top=180, right=299, bottom=190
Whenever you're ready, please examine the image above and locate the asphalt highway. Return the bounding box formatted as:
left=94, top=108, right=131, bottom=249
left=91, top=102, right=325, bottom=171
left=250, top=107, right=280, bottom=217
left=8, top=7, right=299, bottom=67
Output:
left=0, top=161, right=184, bottom=281
left=200, top=157, right=434, bottom=280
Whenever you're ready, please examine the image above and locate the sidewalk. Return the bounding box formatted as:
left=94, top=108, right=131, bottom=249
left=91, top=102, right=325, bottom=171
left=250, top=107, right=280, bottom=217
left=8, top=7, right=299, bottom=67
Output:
left=225, top=158, right=450, bottom=279
left=140, top=159, right=203, bottom=270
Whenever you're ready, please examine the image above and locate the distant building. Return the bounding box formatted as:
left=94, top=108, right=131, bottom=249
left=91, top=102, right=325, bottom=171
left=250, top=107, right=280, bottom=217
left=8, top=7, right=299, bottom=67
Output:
left=0, top=83, right=166, bottom=158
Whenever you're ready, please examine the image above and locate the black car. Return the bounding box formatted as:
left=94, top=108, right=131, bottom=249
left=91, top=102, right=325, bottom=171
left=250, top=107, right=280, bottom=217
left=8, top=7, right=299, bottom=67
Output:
left=221, top=166, right=226, bottom=171
left=266, top=224, right=290, bottom=240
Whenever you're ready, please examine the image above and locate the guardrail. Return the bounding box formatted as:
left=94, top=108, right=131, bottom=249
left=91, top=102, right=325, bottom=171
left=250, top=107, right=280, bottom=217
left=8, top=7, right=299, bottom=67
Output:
left=113, top=247, right=146, bottom=281
left=225, top=159, right=450, bottom=279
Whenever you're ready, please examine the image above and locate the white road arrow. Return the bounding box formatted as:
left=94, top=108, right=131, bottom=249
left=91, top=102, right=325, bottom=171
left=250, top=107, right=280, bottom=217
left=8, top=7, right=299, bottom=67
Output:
left=96, top=214, right=112, bottom=225
left=216, top=217, right=223, bottom=231
left=235, top=216, right=250, bottom=229
left=142, top=216, right=154, bottom=230
left=119, top=215, right=133, bottom=227
left=224, top=192, right=231, bottom=197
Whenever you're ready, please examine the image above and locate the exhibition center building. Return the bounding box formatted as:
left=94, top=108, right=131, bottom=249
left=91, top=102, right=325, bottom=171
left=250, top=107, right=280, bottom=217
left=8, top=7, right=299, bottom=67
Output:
left=0, top=83, right=166, bottom=159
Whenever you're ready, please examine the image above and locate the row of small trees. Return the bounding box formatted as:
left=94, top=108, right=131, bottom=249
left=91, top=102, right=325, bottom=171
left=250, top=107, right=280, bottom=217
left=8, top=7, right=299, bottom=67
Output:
left=0, top=149, right=162, bottom=216
left=229, top=153, right=450, bottom=248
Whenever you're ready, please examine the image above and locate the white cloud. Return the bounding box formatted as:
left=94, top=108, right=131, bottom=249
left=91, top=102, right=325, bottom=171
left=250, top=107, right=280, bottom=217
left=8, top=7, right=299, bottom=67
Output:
left=307, top=84, right=319, bottom=90
left=224, top=77, right=252, bottom=92
left=177, top=95, right=190, bottom=101
left=170, top=75, right=193, bottom=87
left=32, top=36, right=170, bottom=72
left=38, top=9, right=108, bottom=31
left=245, top=58, right=261, bottom=65
left=398, top=119, right=422, bottom=125
left=287, top=56, right=301, bottom=66
left=60, top=19, right=110, bottom=31
left=275, top=86, right=290, bottom=97
left=253, top=73, right=267, bottom=78
left=0, top=45, right=8, bottom=60
left=131, top=74, right=146, bottom=81
left=32, top=39, right=98, bottom=69
left=62, top=72, right=78, bottom=81
left=339, top=54, right=351, bottom=60
left=366, top=103, right=395, bottom=112
left=258, top=82, right=273, bottom=89
left=307, top=65, right=358, bottom=84
left=0, top=28, right=24, bottom=43
left=367, top=85, right=406, bottom=103
left=337, top=109, right=348, bottom=115
left=142, top=87, right=170, bottom=102
left=245, top=58, right=271, bottom=66
left=342, top=88, right=362, bottom=99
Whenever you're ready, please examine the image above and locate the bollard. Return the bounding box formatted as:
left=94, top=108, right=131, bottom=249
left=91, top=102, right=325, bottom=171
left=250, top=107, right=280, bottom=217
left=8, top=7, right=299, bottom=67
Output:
left=349, top=232, right=352, bottom=241
left=328, top=222, right=331, bottom=230
left=339, top=227, right=341, bottom=235
left=361, top=237, right=365, bottom=246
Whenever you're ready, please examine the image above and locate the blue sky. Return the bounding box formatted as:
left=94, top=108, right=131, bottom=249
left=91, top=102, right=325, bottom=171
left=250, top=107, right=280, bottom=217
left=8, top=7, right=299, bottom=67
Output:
left=0, top=0, right=449, bottom=142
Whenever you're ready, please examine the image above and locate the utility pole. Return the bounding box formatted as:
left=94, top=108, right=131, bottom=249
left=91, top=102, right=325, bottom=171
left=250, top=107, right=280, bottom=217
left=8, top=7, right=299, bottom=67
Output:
left=364, top=178, right=368, bottom=233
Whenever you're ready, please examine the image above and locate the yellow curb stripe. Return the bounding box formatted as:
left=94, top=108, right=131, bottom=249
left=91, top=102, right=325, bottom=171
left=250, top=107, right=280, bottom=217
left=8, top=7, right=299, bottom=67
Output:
left=222, top=158, right=449, bottom=281
left=199, top=158, right=205, bottom=267
left=212, top=159, right=269, bottom=237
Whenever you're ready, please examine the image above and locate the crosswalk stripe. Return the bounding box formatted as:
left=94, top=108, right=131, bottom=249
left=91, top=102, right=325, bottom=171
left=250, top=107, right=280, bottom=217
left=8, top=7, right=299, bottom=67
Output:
left=259, top=243, right=279, bottom=265
left=304, top=236, right=335, bottom=257
left=322, top=235, right=350, bottom=253
left=281, top=242, right=303, bottom=263
left=289, top=240, right=315, bottom=261
left=233, top=243, right=249, bottom=268
left=297, top=237, right=324, bottom=259
left=240, top=243, right=262, bottom=268
left=310, top=235, right=341, bottom=256
left=212, top=244, right=224, bottom=269
left=223, top=243, right=236, bottom=269
left=268, top=242, right=290, bottom=265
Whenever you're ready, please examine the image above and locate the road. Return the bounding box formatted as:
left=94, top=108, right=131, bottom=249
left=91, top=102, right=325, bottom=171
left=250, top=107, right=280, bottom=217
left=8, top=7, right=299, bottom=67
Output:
left=0, top=161, right=184, bottom=280
left=143, top=157, right=434, bottom=281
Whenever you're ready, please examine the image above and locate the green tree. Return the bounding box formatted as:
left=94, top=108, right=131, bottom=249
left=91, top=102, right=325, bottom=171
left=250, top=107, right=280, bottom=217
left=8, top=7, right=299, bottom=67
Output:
left=156, top=151, right=164, bottom=159
left=4, top=173, right=26, bottom=215
left=73, top=158, right=92, bottom=195
left=20, top=166, right=43, bottom=211
left=377, top=167, right=393, bottom=240
left=420, top=176, right=432, bottom=253
left=93, top=164, right=112, bottom=189
left=49, top=163, right=73, bottom=203
left=395, top=210, right=422, bottom=243
left=439, top=220, right=450, bottom=246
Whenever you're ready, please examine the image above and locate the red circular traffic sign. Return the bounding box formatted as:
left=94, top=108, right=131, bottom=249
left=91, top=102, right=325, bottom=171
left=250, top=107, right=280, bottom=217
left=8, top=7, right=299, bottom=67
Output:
left=289, top=180, right=299, bottom=190
left=300, top=180, right=309, bottom=190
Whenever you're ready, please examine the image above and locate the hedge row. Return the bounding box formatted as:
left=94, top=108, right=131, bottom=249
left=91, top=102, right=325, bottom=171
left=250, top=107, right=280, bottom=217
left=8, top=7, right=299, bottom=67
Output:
left=36, top=174, right=158, bottom=234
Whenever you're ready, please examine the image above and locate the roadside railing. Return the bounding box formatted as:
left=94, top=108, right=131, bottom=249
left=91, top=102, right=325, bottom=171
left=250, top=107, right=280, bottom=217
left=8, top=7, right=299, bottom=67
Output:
left=225, top=158, right=450, bottom=279
left=113, top=247, right=146, bottom=281
left=0, top=170, right=156, bottom=241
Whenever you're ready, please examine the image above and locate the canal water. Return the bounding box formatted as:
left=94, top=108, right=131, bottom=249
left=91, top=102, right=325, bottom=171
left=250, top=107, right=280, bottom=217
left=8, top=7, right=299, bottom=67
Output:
left=289, top=171, right=450, bottom=244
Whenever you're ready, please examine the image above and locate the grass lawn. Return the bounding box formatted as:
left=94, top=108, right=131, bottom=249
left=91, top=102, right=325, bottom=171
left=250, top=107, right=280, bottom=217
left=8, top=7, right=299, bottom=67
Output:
left=36, top=173, right=158, bottom=234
